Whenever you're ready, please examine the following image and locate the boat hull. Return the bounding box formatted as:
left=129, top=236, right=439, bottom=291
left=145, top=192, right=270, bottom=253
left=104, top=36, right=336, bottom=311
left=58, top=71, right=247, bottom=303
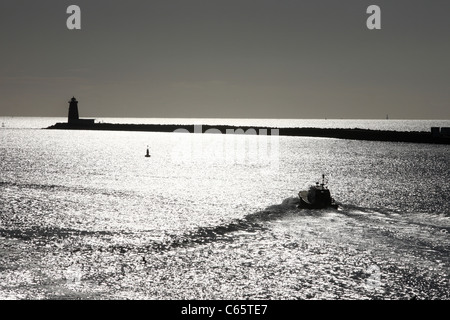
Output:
left=297, top=197, right=338, bottom=210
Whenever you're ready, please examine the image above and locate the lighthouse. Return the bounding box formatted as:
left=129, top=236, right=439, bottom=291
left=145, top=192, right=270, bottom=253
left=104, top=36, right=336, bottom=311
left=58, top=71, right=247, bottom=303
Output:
left=66, top=96, right=95, bottom=126
left=68, top=96, right=79, bottom=123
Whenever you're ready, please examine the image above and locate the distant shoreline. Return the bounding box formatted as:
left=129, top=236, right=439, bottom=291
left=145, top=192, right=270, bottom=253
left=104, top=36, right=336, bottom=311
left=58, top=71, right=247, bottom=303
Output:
left=46, top=122, right=450, bottom=144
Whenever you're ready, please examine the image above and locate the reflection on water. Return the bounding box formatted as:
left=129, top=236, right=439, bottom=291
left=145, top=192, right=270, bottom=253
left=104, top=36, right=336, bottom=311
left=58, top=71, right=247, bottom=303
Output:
left=0, top=126, right=449, bottom=299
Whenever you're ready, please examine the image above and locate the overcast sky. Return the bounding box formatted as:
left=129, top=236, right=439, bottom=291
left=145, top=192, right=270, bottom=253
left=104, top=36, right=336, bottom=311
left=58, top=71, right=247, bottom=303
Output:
left=0, top=0, right=449, bottom=119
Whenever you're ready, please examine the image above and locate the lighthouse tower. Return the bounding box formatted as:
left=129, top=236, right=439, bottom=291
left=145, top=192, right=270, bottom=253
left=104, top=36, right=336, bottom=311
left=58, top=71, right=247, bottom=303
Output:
left=68, top=97, right=79, bottom=123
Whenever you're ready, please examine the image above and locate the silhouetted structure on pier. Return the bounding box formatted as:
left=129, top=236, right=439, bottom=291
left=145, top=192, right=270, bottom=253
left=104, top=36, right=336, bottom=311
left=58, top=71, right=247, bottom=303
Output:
left=67, top=96, right=95, bottom=126
left=68, top=97, right=79, bottom=123
left=431, top=127, right=450, bottom=138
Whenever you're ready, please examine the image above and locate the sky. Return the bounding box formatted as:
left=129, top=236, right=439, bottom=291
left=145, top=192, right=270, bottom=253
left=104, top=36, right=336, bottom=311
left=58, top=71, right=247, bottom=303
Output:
left=0, top=0, right=449, bottom=119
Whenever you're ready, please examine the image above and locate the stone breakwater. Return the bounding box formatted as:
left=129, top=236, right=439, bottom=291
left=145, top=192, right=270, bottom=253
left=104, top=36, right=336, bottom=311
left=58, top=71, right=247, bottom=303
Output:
left=46, top=122, right=450, bottom=144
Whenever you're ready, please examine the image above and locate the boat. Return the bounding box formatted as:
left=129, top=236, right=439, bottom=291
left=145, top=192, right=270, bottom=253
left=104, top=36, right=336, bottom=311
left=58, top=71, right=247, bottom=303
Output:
left=297, top=174, right=338, bottom=209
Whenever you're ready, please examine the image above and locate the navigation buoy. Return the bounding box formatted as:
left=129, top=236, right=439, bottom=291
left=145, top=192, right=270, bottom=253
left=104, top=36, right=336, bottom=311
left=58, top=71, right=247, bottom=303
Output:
left=145, top=146, right=151, bottom=158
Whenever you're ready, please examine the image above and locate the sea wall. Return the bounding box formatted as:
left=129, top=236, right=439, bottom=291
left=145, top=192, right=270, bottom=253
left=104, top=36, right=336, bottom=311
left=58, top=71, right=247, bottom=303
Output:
left=46, top=122, right=450, bottom=144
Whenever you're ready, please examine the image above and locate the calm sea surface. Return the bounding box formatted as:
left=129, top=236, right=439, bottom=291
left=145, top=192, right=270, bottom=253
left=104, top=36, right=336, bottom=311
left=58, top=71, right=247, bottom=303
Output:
left=0, top=117, right=449, bottom=299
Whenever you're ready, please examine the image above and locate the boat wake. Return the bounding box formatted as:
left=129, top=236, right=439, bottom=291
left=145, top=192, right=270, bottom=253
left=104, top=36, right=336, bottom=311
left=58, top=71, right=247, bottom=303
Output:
left=130, top=196, right=336, bottom=253
left=144, top=196, right=449, bottom=255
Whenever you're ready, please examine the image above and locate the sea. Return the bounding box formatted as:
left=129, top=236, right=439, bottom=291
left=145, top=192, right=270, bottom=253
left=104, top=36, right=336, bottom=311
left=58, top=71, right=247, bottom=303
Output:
left=0, top=117, right=449, bottom=300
